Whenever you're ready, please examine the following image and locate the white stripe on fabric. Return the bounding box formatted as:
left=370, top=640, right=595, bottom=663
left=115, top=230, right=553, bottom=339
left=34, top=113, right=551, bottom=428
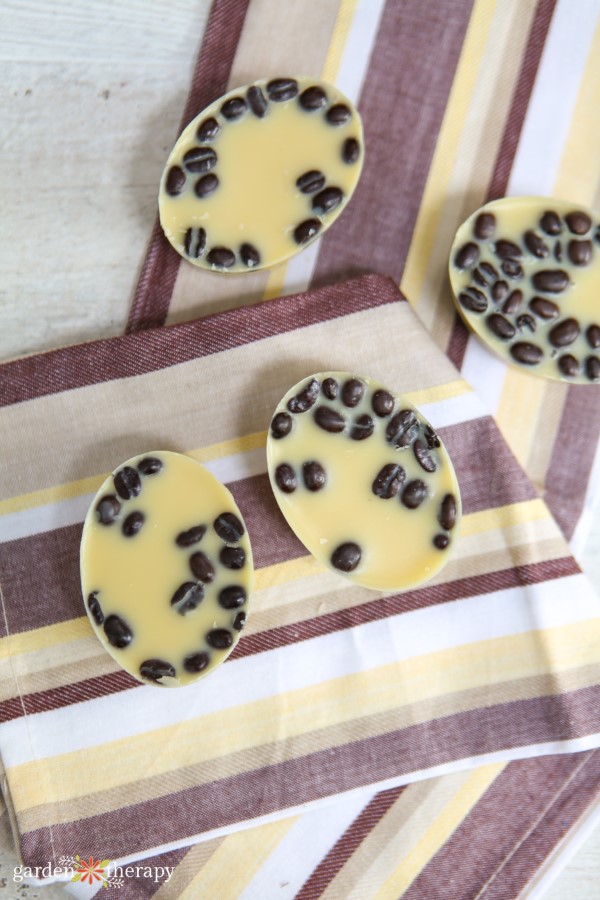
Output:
left=460, top=336, right=510, bottom=417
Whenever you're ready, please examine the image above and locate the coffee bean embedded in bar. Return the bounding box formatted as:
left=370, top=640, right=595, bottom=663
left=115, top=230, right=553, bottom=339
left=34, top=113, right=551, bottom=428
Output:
left=288, top=377, right=320, bottom=413
left=267, top=372, right=461, bottom=590
left=271, top=411, right=293, bottom=439
left=449, top=196, right=600, bottom=383
left=159, top=77, right=363, bottom=272
left=585, top=356, right=600, bottom=381
left=80, top=451, right=253, bottom=686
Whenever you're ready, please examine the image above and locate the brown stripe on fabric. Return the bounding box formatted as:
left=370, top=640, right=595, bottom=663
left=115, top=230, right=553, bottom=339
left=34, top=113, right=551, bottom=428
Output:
left=295, top=787, right=404, bottom=900
left=312, top=0, right=474, bottom=287
left=126, top=0, right=252, bottom=334
left=0, top=671, right=140, bottom=724
left=0, top=274, right=399, bottom=407
left=111, top=846, right=190, bottom=900
left=19, top=683, right=600, bottom=866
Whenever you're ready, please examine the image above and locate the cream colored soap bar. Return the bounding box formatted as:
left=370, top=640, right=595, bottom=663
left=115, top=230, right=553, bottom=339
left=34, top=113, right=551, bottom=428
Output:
left=267, top=373, right=461, bottom=591
left=449, top=196, right=600, bottom=383
left=80, top=452, right=253, bottom=687
left=159, top=77, right=363, bottom=272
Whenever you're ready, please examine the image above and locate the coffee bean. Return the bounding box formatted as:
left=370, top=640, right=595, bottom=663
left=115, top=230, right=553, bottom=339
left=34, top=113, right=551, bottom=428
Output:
left=454, top=242, right=479, bottom=269
left=524, top=230, right=549, bottom=258
left=271, top=411, right=293, bottom=439
left=176, top=524, right=207, bottom=547
left=549, top=318, right=580, bottom=348
left=183, top=652, right=209, bottom=673
left=568, top=239, right=592, bottom=266
left=341, top=377, right=365, bottom=407
left=517, top=313, right=536, bottom=333
left=312, top=187, right=344, bottom=214
left=386, top=409, right=419, bottom=448
left=171, top=582, right=204, bottom=614
left=480, top=262, right=498, bottom=280
left=207, top=246, right=235, bottom=268
left=372, top=463, right=405, bottom=499
left=183, top=146, right=217, bottom=173
left=247, top=85, right=268, bottom=117
left=413, top=439, right=437, bottom=473
left=104, top=614, right=133, bottom=649
left=372, top=389, right=394, bottom=417
left=501, top=259, right=523, bottom=279
left=195, top=173, right=219, bottom=198
left=532, top=270, right=569, bottom=293
left=267, top=78, right=298, bottom=101
left=189, top=551, right=215, bottom=583
left=218, top=585, right=246, bottom=609
left=299, top=85, right=327, bottom=110
left=492, top=280, right=510, bottom=303
left=350, top=414, right=374, bottom=441
left=458, top=288, right=487, bottom=313
left=196, top=117, right=220, bottom=142
left=114, top=466, right=141, bottom=500
left=322, top=377, right=339, bottom=399
left=140, top=659, right=176, bottom=682
left=220, top=546, right=246, bottom=569
left=87, top=591, right=104, bottom=625
left=184, top=226, right=206, bottom=259
left=314, top=405, right=346, bottom=433
left=424, top=424, right=440, bottom=449
left=96, top=494, right=121, bottom=525
left=326, top=104, right=351, bottom=125
left=501, top=289, right=523, bottom=315
left=585, top=356, right=600, bottom=382
left=342, top=137, right=360, bottom=164
left=138, top=457, right=163, bottom=476
left=510, top=342, right=543, bottom=365
left=331, top=542, right=361, bottom=572
left=303, top=461, right=326, bottom=491
left=473, top=267, right=490, bottom=288
left=233, top=612, right=246, bottom=631
left=557, top=354, right=579, bottom=378
left=401, top=480, right=428, bottom=509
left=433, top=534, right=450, bottom=550
left=540, top=210, right=562, bottom=235
left=565, top=211, right=591, bottom=234
left=214, top=512, right=244, bottom=543
left=586, top=324, right=600, bottom=349
left=296, top=170, right=325, bottom=194
left=294, top=218, right=321, bottom=244
left=486, top=313, right=516, bottom=340
left=240, top=242, right=261, bottom=268
left=206, top=628, right=233, bottom=649
left=529, top=297, right=559, bottom=320
left=165, top=166, right=185, bottom=196
left=438, top=493, right=457, bottom=531
left=275, top=463, right=297, bottom=493
left=221, top=96, right=247, bottom=119
left=474, top=212, right=496, bottom=239
left=495, top=239, right=522, bottom=259
left=122, top=511, right=145, bottom=537
left=554, top=240, right=563, bottom=262
left=288, top=377, right=320, bottom=413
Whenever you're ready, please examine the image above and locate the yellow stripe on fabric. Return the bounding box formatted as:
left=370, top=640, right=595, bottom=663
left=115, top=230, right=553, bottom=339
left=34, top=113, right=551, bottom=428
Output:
left=9, top=618, right=600, bottom=810
left=495, top=371, right=547, bottom=472
left=458, top=498, right=550, bottom=537
left=405, top=379, right=472, bottom=406
left=374, top=764, right=505, bottom=899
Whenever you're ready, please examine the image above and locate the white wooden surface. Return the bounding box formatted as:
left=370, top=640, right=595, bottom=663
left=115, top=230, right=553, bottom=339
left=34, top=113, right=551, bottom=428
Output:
left=0, top=2, right=599, bottom=897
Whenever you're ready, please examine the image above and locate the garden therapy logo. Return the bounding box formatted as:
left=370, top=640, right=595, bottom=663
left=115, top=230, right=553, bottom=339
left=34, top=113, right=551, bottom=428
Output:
left=59, top=855, right=124, bottom=889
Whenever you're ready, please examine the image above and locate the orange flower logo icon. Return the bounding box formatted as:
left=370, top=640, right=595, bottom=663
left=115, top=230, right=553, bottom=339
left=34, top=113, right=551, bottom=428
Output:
left=72, top=855, right=110, bottom=886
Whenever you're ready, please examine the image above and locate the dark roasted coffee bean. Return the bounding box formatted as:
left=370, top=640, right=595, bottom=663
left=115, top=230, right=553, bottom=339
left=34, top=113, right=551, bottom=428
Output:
left=87, top=591, right=104, bottom=625
left=473, top=212, right=496, bottom=239
left=492, top=280, right=510, bottom=303
left=96, top=494, right=121, bottom=525
left=495, top=239, right=522, bottom=259
left=166, top=166, right=185, bottom=196
left=197, top=116, right=220, bottom=142
left=104, top=614, right=133, bottom=649
left=314, top=405, right=346, bottom=433
left=558, top=354, right=579, bottom=378
left=565, top=211, right=591, bottom=234
left=341, top=377, right=364, bottom=407
left=233, top=612, right=246, bottom=631
left=480, top=262, right=498, bottom=279
left=342, top=137, right=360, bottom=163
left=206, top=628, right=233, bottom=649
left=438, top=493, right=457, bottom=531
left=424, top=424, right=440, bottom=449
left=296, top=170, right=325, bottom=194
left=501, top=289, right=523, bottom=315
left=207, top=246, right=235, bottom=268
left=401, top=479, right=428, bottom=509
left=176, top=524, right=207, bottom=547
left=586, top=324, right=600, bottom=349
left=184, top=226, right=206, bottom=259
left=413, top=439, right=437, bottom=473
left=501, top=259, right=523, bottom=279
left=458, top=288, right=487, bottom=313
left=322, top=377, right=339, bottom=399
left=554, top=240, right=563, bottom=262
left=473, top=267, right=490, bottom=288
left=312, top=187, right=344, bottom=214
left=138, top=457, right=163, bottom=476
left=221, top=96, right=247, bottom=119
left=271, top=411, right=293, bottom=439
left=267, top=77, right=298, bottom=101
left=247, top=85, right=268, bottom=117
left=568, top=239, right=592, bottom=266
left=240, top=242, right=260, bottom=268
left=372, top=389, right=394, bottom=417
left=294, top=218, right=321, bottom=244
left=122, top=511, right=145, bottom=537
left=372, top=463, right=405, bottom=499
left=195, top=173, right=219, bottom=198
left=183, top=146, right=217, bottom=173
left=171, top=582, right=204, bottom=614
left=386, top=409, right=419, bottom=448
left=326, top=103, right=351, bottom=125
left=523, top=230, right=549, bottom=258
left=214, top=512, right=244, bottom=543
left=140, top=659, right=176, bottom=682
left=303, top=461, right=326, bottom=491
left=585, top=356, right=600, bottom=382
left=350, top=414, right=374, bottom=441
left=510, top=342, right=543, bottom=365
left=549, top=318, right=580, bottom=348
left=529, top=297, right=559, bottom=319
left=220, top=546, right=246, bottom=569
left=183, top=651, right=209, bottom=673
left=433, top=534, right=450, bottom=550
left=288, top=377, right=320, bottom=413
left=299, top=85, right=327, bottom=110
left=532, top=269, right=569, bottom=293
left=114, top=466, right=141, bottom=500
left=218, top=585, right=246, bottom=609
left=517, top=313, right=536, bottom=333
left=189, top=551, right=215, bottom=583
left=331, top=542, right=361, bottom=572
left=275, top=463, right=297, bottom=493
left=486, top=313, right=516, bottom=340
left=540, top=210, right=562, bottom=235
left=454, top=242, right=479, bottom=269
